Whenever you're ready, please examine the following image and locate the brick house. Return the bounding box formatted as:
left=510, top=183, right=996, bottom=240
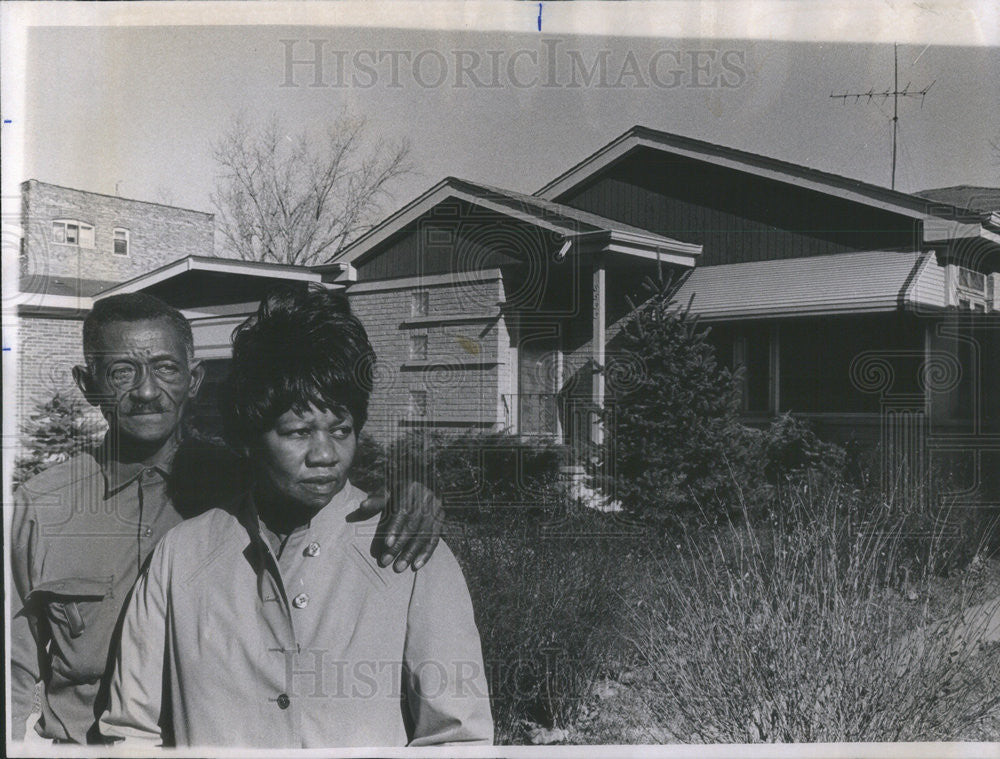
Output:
left=311, top=127, right=998, bottom=499
left=15, top=181, right=212, bottom=420
left=15, top=128, right=1000, bottom=497
left=14, top=181, right=319, bottom=431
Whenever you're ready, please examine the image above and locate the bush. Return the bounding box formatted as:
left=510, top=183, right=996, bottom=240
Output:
left=609, top=273, right=750, bottom=520
left=14, top=393, right=105, bottom=485
left=387, top=431, right=567, bottom=522
left=756, top=413, right=846, bottom=486
left=625, top=479, right=1000, bottom=742
left=348, top=432, right=388, bottom=494
left=610, top=271, right=853, bottom=524
left=375, top=429, right=646, bottom=741
left=449, top=509, right=652, bottom=743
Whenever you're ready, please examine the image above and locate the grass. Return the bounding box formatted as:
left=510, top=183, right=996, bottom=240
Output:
left=353, top=429, right=1000, bottom=744
left=448, top=467, right=1000, bottom=744
left=618, top=478, right=1000, bottom=743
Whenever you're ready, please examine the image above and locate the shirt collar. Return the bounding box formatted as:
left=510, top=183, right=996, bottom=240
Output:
left=238, top=481, right=360, bottom=555
left=97, top=434, right=181, bottom=495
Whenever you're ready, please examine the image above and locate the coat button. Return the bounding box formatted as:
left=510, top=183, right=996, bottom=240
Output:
left=276, top=693, right=290, bottom=709
left=304, top=542, right=320, bottom=557
left=143, top=526, right=153, bottom=538
left=292, top=593, right=310, bottom=609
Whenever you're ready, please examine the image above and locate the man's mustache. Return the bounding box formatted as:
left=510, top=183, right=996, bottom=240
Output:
left=120, top=402, right=168, bottom=415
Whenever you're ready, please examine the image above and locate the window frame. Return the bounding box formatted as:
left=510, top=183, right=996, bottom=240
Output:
left=411, top=290, right=429, bottom=317
left=113, top=228, right=130, bottom=257
left=409, top=389, right=428, bottom=417
left=52, top=219, right=95, bottom=249
left=408, top=333, right=428, bottom=361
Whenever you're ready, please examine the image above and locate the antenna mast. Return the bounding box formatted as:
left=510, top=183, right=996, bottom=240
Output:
left=831, top=43, right=935, bottom=190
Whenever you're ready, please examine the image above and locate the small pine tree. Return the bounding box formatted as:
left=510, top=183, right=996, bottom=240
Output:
left=609, top=271, right=749, bottom=517
left=14, top=393, right=105, bottom=485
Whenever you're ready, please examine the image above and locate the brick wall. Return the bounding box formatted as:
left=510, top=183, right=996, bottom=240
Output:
left=20, top=180, right=214, bottom=286
left=14, top=315, right=109, bottom=442
left=348, top=276, right=506, bottom=444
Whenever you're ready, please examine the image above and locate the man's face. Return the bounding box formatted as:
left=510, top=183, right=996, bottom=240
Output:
left=255, top=403, right=358, bottom=514
left=75, top=318, right=204, bottom=447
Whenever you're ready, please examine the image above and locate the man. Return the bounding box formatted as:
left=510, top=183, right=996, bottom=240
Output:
left=100, top=285, right=491, bottom=747
left=9, top=292, right=443, bottom=744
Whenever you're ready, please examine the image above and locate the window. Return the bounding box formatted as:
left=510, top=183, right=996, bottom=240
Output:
left=409, top=334, right=428, bottom=361
left=411, top=291, right=429, bottom=317
left=779, top=315, right=922, bottom=414
left=52, top=220, right=94, bottom=248
left=958, top=267, right=987, bottom=293
left=735, top=328, right=771, bottom=414
left=409, top=390, right=428, bottom=417
left=113, top=228, right=130, bottom=256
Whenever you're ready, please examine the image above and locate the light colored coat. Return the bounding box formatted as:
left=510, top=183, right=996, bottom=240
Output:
left=99, top=482, right=493, bottom=748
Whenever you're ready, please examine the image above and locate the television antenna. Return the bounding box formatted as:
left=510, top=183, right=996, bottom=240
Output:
left=831, top=43, right=935, bottom=190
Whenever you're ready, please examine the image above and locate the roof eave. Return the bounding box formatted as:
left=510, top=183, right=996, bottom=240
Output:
left=96, top=255, right=325, bottom=300
left=535, top=127, right=985, bottom=224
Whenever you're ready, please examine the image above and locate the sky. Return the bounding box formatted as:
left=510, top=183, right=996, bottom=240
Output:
left=6, top=3, right=1000, bottom=224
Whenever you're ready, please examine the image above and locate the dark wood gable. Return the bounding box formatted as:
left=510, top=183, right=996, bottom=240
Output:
left=553, top=148, right=919, bottom=267
left=354, top=198, right=563, bottom=282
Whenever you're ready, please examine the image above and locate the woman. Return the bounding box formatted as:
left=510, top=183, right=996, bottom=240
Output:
left=99, top=285, right=493, bottom=748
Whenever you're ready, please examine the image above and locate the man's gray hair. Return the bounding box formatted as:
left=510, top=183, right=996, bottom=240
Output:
left=83, top=293, right=195, bottom=364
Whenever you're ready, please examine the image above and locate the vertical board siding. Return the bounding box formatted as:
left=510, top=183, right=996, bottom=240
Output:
left=356, top=199, right=562, bottom=282
left=556, top=150, right=920, bottom=266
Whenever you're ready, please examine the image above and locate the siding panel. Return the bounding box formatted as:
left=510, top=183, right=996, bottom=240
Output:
left=557, top=149, right=919, bottom=266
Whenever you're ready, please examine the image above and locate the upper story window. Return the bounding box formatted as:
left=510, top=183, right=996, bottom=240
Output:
left=411, top=290, right=429, bottom=317
left=409, top=389, right=428, bottom=417
left=113, top=228, right=130, bottom=256
left=52, top=220, right=95, bottom=249
left=409, top=334, right=428, bottom=361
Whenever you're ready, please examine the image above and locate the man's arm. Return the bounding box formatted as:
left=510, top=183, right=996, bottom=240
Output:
left=98, top=540, right=170, bottom=746
left=402, top=545, right=493, bottom=746
left=9, top=491, right=42, bottom=741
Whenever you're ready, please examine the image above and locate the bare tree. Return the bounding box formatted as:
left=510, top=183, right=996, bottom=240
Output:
left=211, top=112, right=412, bottom=265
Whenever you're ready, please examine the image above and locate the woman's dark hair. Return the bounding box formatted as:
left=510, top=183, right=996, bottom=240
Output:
left=220, top=283, right=375, bottom=449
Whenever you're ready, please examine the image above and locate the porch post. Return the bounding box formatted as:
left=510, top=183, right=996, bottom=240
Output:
left=592, top=260, right=606, bottom=446
left=770, top=322, right=781, bottom=415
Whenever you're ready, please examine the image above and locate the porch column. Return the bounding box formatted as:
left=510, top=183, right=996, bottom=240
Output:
left=770, top=323, right=781, bottom=414
left=592, top=260, right=606, bottom=445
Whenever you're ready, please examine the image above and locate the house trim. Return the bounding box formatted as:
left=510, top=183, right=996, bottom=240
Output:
left=16, top=293, right=93, bottom=316
left=346, top=269, right=503, bottom=294
left=322, top=177, right=700, bottom=269
left=399, top=313, right=500, bottom=328
left=535, top=127, right=990, bottom=229
left=96, top=255, right=325, bottom=300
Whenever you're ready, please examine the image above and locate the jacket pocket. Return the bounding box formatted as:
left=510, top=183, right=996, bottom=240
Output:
left=26, top=576, right=113, bottom=639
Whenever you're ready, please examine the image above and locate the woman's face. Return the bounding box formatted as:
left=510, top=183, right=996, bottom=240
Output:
left=255, top=402, right=357, bottom=514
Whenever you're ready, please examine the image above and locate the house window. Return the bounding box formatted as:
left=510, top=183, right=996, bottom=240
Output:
left=734, top=328, right=770, bottom=414
left=411, top=291, right=429, bottom=317
left=113, top=228, right=130, bottom=256
left=409, top=334, right=428, bottom=361
left=958, top=268, right=987, bottom=293
left=409, top=390, right=428, bottom=417
left=52, top=220, right=94, bottom=248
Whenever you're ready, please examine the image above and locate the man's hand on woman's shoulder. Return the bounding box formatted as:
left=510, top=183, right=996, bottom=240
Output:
left=356, top=482, right=444, bottom=573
